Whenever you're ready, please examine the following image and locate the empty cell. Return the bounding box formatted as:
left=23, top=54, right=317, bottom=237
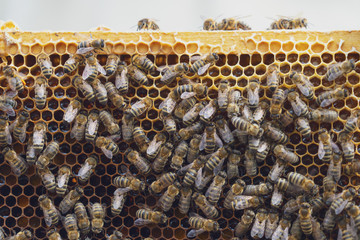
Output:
left=311, top=43, right=325, bottom=53
left=13, top=55, right=24, bottom=67
left=263, top=53, right=274, bottom=65
left=335, top=53, right=346, bottom=62
left=255, top=65, right=266, bottom=75
left=346, top=97, right=358, bottom=108
left=258, top=41, right=269, bottom=53
left=239, top=54, right=250, bottom=67
left=287, top=53, right=298, bottom=63
left=270, top=41, right=281, bottom=52
left=303, top=66, right=315, bottom=76
left=221, top=66, right=231, bottom=76
left=227, top=54, right=239, bottom=66
left=291, top=63, right=302, bottom=72
left=251, top=53, right=262, bottom=66
left=280, top=63, right=290, bottom=74
left=30, top=66, right=41, bottom=76
left=276, top=53, right=286, bottom=62
left=244, top=67, right=254, bottom=76
left=282, top=42, right=294, bottom=52
left=316, top=65, right=327, bottom=75
left=208, top=66, right=219, bottom=77
left=295, top=42, right=309, bottom=51
left=299, top=54, right=310, bottom=64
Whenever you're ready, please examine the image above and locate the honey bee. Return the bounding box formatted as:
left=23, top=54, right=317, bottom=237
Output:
left=152, top=142, right=173, bottom=173
left=0, top=114, right=11, bottom=146
left=215, top=117, right=234, bottom=145
left=287, top=91, right=309, bottom=117
left=6, top=230, right=32, bottom=240
left=337, top=216, right=354, bottom=240
left=174, top=81, right=208, bottom=100
left=105, top=82, right=125, bottom=109
left=199, top=99, right=217, bottom=123
left=125, top=149, right=151, bottom=174
left=72, top=75, right=95, bottom=102
left=299, top=202, right=313, bottom=236
left=205, top=171, right=227, bottom=205
left=36, top=141, right=59, bottom=169
left=158, top=92, right=177, bottom=118
left=59, top=186, right=84, bottom=214
left=74, top=202, right=90, bottom=235
left=132, top=54, right=156, bottom=73
left=272, top=215, right=291, bottom=240
left=34, top=76, right=48, bottom=108
left=115, top=61, right=129, bottom=93
left=290, top=71, right=315, bottom=100
left=2, top=65, right=25, bottom=92
left=159, top=182, right=180, bottom=212
left=160, top=63, right=189, bottom=85
left=37, top=53, right=53, bottom=79
left=174, top=96, right=197, bottom=121
left=271, top=185, right=284, bottom=208
left=105, top=54, right=120, bottom=76
left=253, top=102, right=269, bottom=125
left=254, top=141, right=270, bottom=163
left=290, top=217, right=303, bottom=240
left=3, top=147, right=28, bottom=176
left=127, top=97, right=152, bottom=119
left=343, top=111, right=359, bottom=134
left=227, top=150, right=241, bottom=179
left=95, top=136, right=119, bottom=159
left=250, top=208, right=268, bottom=238
left=277, top=180, right=305, bottom=200
left=309, top=109, right=338, bottom=122
left=200, top=123, right=223, bottom=154
left=265, top=209, right=279, bottom=239
left=115, top=166, right=143, bottom=192
left=64, top=54, right=85, bottom=74
left=344, top=161, right=360, bottom=175
left=278, top=109, right=296, bottom=127
left=204, top=147, right=228, bottom=175
left=99, top=110, right=120, bottom=135
left=70, top=110, right=88, bottom=141
left=47, top=229, right=61, bottom=240
left=345, top=202, right=360, bottom=233
left=77, top=39, right=105, bottom=54
left=179, top=158, right=203, bottom=188
left=84, top=109, right=99, bottom=142
left=231, top=195, right=263, bottom=210
left=10, top=110, right=29, bottom=143
left=0, top=90, right=17, bottom=117
left=270, top=88, right=287, bottom=119
left=82, top=52, right=106, bottom=83
left=268, top=159, right=286, bottom=183
left=262, top=122, right=288, bottom=144
left=38, top=195, right=59, bottom=227
left=135, top=208, right=168, bottom=226
left=243, top=182, right=273, bottom=196
left=163, top=115, right=176, bottom=137
left=147, top=132, right=167, bottom=159
left=120, top=113, right=133, bottom=142
left=318, top=128, right=333, bottom=162
left=38, top=166, right=56, bottom=192
left=127, top=64, right=148, bottom=86
left=235, top=210, right=255, bottom=237
left=322, top=208, right=336, bottom=232
left=170, top=141, right=188, bottom=170
left=182, top=102, right=204, bottom=126
left=330, top=187, right=356, bottom=215
left=64, top=214, right=80, bottom=240
left=186, top=134, right=201, bottom=163
left=190, top=53, right=219, bottom=75
left=203, top=18, right=218, bottom=30
left=325, top=59, right=355, bottom=81
left=244, top=149, right=257, bottom=176
left=287, top=172, right=318, bottom=195
left=192, top=192, right=219, bottom=219
left=316, top=88, right=350, bottom=107
left=107, top=230, right=123, bottom=240
left=227, top=89, right=242, bottom=118
left=339, top=133, right=355, bottom=163
left=91, top=78, right=108, bottom=105
left=266, top=64, right=280, bottom=91
left=311, top=196, right=327, bottom=214
left=273, top=144, right=299, bottom=164
left=270, top=17, right=307, bottom=29
left=187, top=212, right=220, bottom=238
left=77, top=155, right=98, bottom=183
left=223, top=179, right=246, bottom=209
left=231, top=116, right=264, bottom=137
left=56, top=165, right=71, bottom=196
left=111, top=188, right=126, bottom=216
left=217, top=18, right=251, bottom=30
left=323, top=175, right=336, bottom=205
left=149, top=172, right=176, bottom=194
left=295, top=117, right=311, bottom=140
left=133, top=126, right=150, bottom=153
left=179, top=122, right=204, bottom=140
left=178, top=187, right=192, bottom=215
left=247, top=78, right=260, bottom=109
left=327, top=152, right=342, bottom=182
left=89, top=203, right=105, bottom=233
left=63, top=97, right=82, bottom=123
left=137, top=18, right=160, bottom=31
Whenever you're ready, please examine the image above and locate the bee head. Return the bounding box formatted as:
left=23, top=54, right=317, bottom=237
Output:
left=301, top=18, right=308, bottom=28
left=75, top=186, right=84, bottom=195
left=24, top=230, right=32, bottom=238
left=212, top=53, right=219, bottom=61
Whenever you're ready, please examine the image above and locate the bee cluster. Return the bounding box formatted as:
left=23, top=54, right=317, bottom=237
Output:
left=0, top=34, right=359, bottom=240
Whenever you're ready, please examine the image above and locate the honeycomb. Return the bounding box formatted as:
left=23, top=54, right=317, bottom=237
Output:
left=0, top=29, right=360, bottom=240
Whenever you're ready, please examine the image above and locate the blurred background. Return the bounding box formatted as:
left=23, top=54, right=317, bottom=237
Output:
left=0, top=0, right=359, bottom=31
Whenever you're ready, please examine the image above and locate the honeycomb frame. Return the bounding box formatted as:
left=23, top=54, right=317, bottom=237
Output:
left=0, top=30, right=359, bottom=239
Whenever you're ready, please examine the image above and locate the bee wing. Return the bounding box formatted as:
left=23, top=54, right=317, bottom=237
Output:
left=114, top=187, right=131, bottom=195
left=283, top=226, right=289, bottom=240
left=35, top=83, right=46, bottom=98
left=253, top=108, right=265, bottom=121
left=320, top=98, right=336, bottom=108
left=318, top=140, right=325, bottom=160
left=43, top=59, right=52, bottom=68
left=70, top=121, right=79, bottom=139
left=115, top=71, right=128, bottom=89
left=113, top=194, right=125, bottom=209
left=330, top=139, right=341, bottom=154
left=132, top=100, right=146, bottom=109
left=96, top=82, right=108, bottom=96
left=326, top=64, right=343, bottom=81
left=101, top=147, right=113, bottom=159
left=187, top=229, right=205, bottom=238
left=65, top=57, right=75, bottom=65
left=57, top=173, right=68, bottom=188
left=199, top=132, right=206, bottom=151
left=8, top=77, right=17, bottom=91
left=146, top=140, right=162, bottom=155
left=77, top=162, right=91, bottom=177
left=197, top=63, right=211, bottom=75
left=205, top=182, right=214, bottom=197
left=335, top=199, right=348, bottom=215
left=134, top=218, right=152, bottom=226
left=161, top=70, right=177, bottom=83
left=190, top=55, right=201, bottom=62
left=76, top=47, right=94, bottom=54
left=9, top=119, right=17, bottom=133
left=189, top=212, right=202, bottom=218
left=214, top=132, right=223, bottom=148
left=271, top=187, right=283, bottom=208
left=0, top=104, right=16, bottom=117
left=96, top=62, right=106, bottom=75
left=82, top=63, right=92, bottom=80
left=251, top=219, right=266, bottom=238
left=87, top=118, right=98, bottom=135
left=296, top=83, right=311, bottom=96
left=195, top=168, right=204, bottom=188
left=181, top=92, right=196, bottom=99
left=5, top=90, right=17, bottom=98
left=258, top=142, right=268, bottom=152
left=5, top=125, right=11, bottom=144
left=213, top=157, right=225, bottom=176
left=178, top=162, right=194, bottom=175
left=233, top=195, right=253, bottom=201
left=81, top=80, right=94, bottom=93
left=291, top=101, right=302, bottom=116
left=200, top=103, right=216, bottom=119
left=248, top=87, right=259, bottom=105
left=19, top=126, right=27, bottom=143
left=43, top=210, right=53, bottom=227
left=183, top=106, right=198, bottom=122
left=64, top=105, right=78, bottom=123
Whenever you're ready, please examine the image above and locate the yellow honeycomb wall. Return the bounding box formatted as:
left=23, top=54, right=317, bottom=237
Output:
left=0, top=30, right=359, bottom=239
